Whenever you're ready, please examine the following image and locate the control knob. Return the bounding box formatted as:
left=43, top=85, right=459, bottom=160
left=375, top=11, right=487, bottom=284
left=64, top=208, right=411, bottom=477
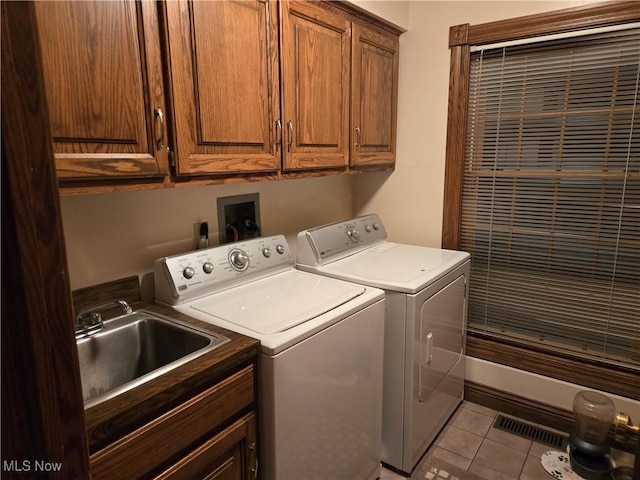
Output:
left=229, top=249, right=249, bottom=271
left=183, top=266, right=196, bottom=279
left=373, top=223, right=380, bottom=230
left=275, top=244, right=285, bottom=255
left=262, top=247, right=272, bottom=258
left=365, top=224, right=372, bottom=232
left=346, top=225, right=360, bottom=242
left=202, top=262, right=214, bottom=274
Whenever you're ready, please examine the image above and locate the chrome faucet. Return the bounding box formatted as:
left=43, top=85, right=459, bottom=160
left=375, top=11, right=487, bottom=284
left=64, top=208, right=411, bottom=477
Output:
left=75, top=300, right=132, bottom=339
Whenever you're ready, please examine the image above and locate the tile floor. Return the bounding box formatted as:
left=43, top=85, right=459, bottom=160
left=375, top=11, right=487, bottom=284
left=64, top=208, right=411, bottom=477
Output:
left=380, top=401, right=636, bottom=480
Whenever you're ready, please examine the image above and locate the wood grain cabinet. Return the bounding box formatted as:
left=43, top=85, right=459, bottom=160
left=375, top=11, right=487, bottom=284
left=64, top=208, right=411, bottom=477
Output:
left=36, top=0, right=402, bottom=189
left=280, top=1, right=351, bottom=171
left=90, top=365, right=258, bottom=480
left=164, top=0, right=281, bottom=176
left=155, top=413, right=257, bottom=480
left=351, top=24, right=400, bottom=166
left=34, top=0, right=169, bottom=182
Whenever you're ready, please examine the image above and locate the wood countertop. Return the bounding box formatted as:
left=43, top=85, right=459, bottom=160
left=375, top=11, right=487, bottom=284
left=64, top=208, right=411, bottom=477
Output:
left=73, top=276, right=261, bottom=453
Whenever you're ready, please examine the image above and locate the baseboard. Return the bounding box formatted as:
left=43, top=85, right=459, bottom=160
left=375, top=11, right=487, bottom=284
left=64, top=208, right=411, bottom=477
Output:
left=464, top=380, right=637, bottom=453
left=464, top=380, right=574, bottom=433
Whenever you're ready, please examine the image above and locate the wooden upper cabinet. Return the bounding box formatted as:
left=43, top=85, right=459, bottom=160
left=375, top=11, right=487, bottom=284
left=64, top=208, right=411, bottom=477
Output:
left=351, top=24, right=399, bottom=166
left=280, top=1, right=351, bottom=170
left=35, top=0, right=168, bottom=181
left=165, top=0, right=281, bottom=176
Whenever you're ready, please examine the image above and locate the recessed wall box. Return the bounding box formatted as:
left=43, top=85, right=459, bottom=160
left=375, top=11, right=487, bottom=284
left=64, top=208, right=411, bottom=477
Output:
left=217, top=193, right=261, bottom=244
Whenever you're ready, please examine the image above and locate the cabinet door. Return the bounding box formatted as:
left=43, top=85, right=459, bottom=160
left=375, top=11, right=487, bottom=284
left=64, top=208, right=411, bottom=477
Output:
left=280, top=1, right=351, bottom=170
left=351, top=24, right=399, bottom=166
left=154, top=413, right=257, bottom=480
left=166, top=0, right=280, bottom=176
left=35, top=0, right=168, bottom=181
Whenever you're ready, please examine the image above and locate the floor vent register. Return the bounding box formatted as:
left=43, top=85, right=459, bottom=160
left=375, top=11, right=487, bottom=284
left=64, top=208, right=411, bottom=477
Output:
left=493, top=415, right=568, bottom=449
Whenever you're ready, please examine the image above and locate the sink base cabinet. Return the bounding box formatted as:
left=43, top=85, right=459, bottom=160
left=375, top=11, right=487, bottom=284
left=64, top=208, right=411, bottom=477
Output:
left=155, top=413, right=257, bottom=480
left=90, top=365, right=257, bottom=480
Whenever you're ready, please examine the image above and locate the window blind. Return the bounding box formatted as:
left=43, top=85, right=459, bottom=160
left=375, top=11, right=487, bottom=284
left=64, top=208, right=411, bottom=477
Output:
left=461, top=28, right=640, bottom=368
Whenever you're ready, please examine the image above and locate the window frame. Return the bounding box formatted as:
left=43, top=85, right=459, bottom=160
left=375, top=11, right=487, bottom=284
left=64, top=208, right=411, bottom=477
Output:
left=442, top=0, right=640, bottom=400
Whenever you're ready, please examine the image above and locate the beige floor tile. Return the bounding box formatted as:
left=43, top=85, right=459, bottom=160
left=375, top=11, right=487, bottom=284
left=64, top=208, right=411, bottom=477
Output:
left=485, top=426, right=532, bottom=453
left=462, top=401, right=498, bottom=419
left=520, top=454, right=554, bottom=480
left=610, top=448, right=635, bottom=468
left=380, top=466, right=406, bottom=480
left=528, top=442, right=558, bottom=459
left=468, top=461, right=518, bottom=480
left=450, top=407, right=494, bottom=437
left=429, top=446, right=472, bottom=470
left=474, top=438, right=528, bottom=478
left=434, top=425, right=484, bottom=460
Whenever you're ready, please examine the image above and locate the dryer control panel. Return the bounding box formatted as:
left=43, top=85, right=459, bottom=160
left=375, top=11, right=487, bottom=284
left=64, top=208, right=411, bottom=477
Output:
left=297, top=214, right=387, bottom=266
left=155, top=235, right=293, bottom=305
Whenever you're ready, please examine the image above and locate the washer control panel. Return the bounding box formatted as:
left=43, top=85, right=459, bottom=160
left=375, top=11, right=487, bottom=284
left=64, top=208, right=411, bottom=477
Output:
left=296, top=214, right=387, bottom=266
left=155, top=235, right=293, bottom=305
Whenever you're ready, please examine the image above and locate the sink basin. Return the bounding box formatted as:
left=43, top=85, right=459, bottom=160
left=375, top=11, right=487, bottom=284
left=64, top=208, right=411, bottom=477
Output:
left=77, top=310, right=229, bottom=407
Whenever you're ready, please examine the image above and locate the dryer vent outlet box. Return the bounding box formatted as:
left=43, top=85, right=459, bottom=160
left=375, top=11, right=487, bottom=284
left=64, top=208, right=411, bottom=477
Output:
left=217, top=193, right=261, bottom=244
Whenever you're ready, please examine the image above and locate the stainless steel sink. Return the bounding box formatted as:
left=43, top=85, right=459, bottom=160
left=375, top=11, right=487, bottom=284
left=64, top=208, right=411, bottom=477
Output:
left=77, top=309, right=229, bottom=408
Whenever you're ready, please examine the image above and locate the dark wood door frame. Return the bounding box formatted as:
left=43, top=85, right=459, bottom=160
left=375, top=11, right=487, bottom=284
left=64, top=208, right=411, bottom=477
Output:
left=1, top=1, right=89, bottom=477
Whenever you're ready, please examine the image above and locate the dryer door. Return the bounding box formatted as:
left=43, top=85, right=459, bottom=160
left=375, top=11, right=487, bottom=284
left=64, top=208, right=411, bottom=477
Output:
left=417, top=274, right=466, bottom=401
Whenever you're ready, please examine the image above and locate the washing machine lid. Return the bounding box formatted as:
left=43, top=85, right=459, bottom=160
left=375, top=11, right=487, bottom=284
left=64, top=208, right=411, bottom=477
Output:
left=189, top=270, right=365, bottom=335
left=306, top=242, right=470, bottom=293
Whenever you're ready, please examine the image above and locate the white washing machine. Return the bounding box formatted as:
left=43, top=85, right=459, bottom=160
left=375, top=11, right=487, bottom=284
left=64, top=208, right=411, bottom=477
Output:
left=154, top=235, right=384, bottom=480
left=297, top=214, right=470, bottom=475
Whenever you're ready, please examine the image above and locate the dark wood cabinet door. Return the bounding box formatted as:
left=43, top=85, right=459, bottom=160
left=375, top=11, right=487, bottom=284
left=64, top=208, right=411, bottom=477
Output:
left=165, top=0, right=280, bottom=176
left=351, top=24, right=399, bottom=166
left=154, top=414, right=257, bottom=480
left=35, top=0, right=168, bottom=181
left=280, top=1, right=351, bottom=170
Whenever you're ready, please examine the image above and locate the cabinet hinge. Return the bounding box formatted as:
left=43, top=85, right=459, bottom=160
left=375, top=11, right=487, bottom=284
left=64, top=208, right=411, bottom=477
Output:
left=168, top=149, right=175, bottom=167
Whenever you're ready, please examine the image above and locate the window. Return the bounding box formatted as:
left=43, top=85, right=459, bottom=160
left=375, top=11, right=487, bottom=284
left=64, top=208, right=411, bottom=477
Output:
left=443, top=3, right=640, bottom=398
left=464, top=28, right=639, bottom=366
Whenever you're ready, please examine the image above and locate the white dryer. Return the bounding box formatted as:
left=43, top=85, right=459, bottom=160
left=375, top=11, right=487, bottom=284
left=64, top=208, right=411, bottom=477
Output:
left=297, top=214, right=470, bottom=475
left=154, top=235, right=385, bottom=480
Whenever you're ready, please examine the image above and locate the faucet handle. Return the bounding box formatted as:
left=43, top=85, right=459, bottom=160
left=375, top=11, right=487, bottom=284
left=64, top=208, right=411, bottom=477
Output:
left=76, top=299, right=132, bottom=323
left=75, top=300, right=132, bottom=339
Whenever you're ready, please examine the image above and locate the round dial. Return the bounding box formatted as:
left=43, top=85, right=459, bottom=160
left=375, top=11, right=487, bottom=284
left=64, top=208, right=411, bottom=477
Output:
left=262, top=247, right=272, bottom=258
left=276, top=244, right=285, bottom=254
left=183, top=266, right=196, bottom=279
left=229, top=249, right=250, bottom=271
left=365, top=224, right=372, bottom=232
left=202, top=262, right=214, bottom=274
left=373, top=223, right=380, bottom=230
left=346, top=224, right=360, bottom=242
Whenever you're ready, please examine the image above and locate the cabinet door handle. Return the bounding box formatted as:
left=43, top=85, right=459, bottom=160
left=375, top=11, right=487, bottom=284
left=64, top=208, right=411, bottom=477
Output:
left=249, top=442, right=258, bottom=479
left=355, top=125, right=361, bottom=151
left=287, top=120, right=293, bottom=152
left=154, top=108, right=165, bottom=149
left=275, top=119, right=282, bottom=149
